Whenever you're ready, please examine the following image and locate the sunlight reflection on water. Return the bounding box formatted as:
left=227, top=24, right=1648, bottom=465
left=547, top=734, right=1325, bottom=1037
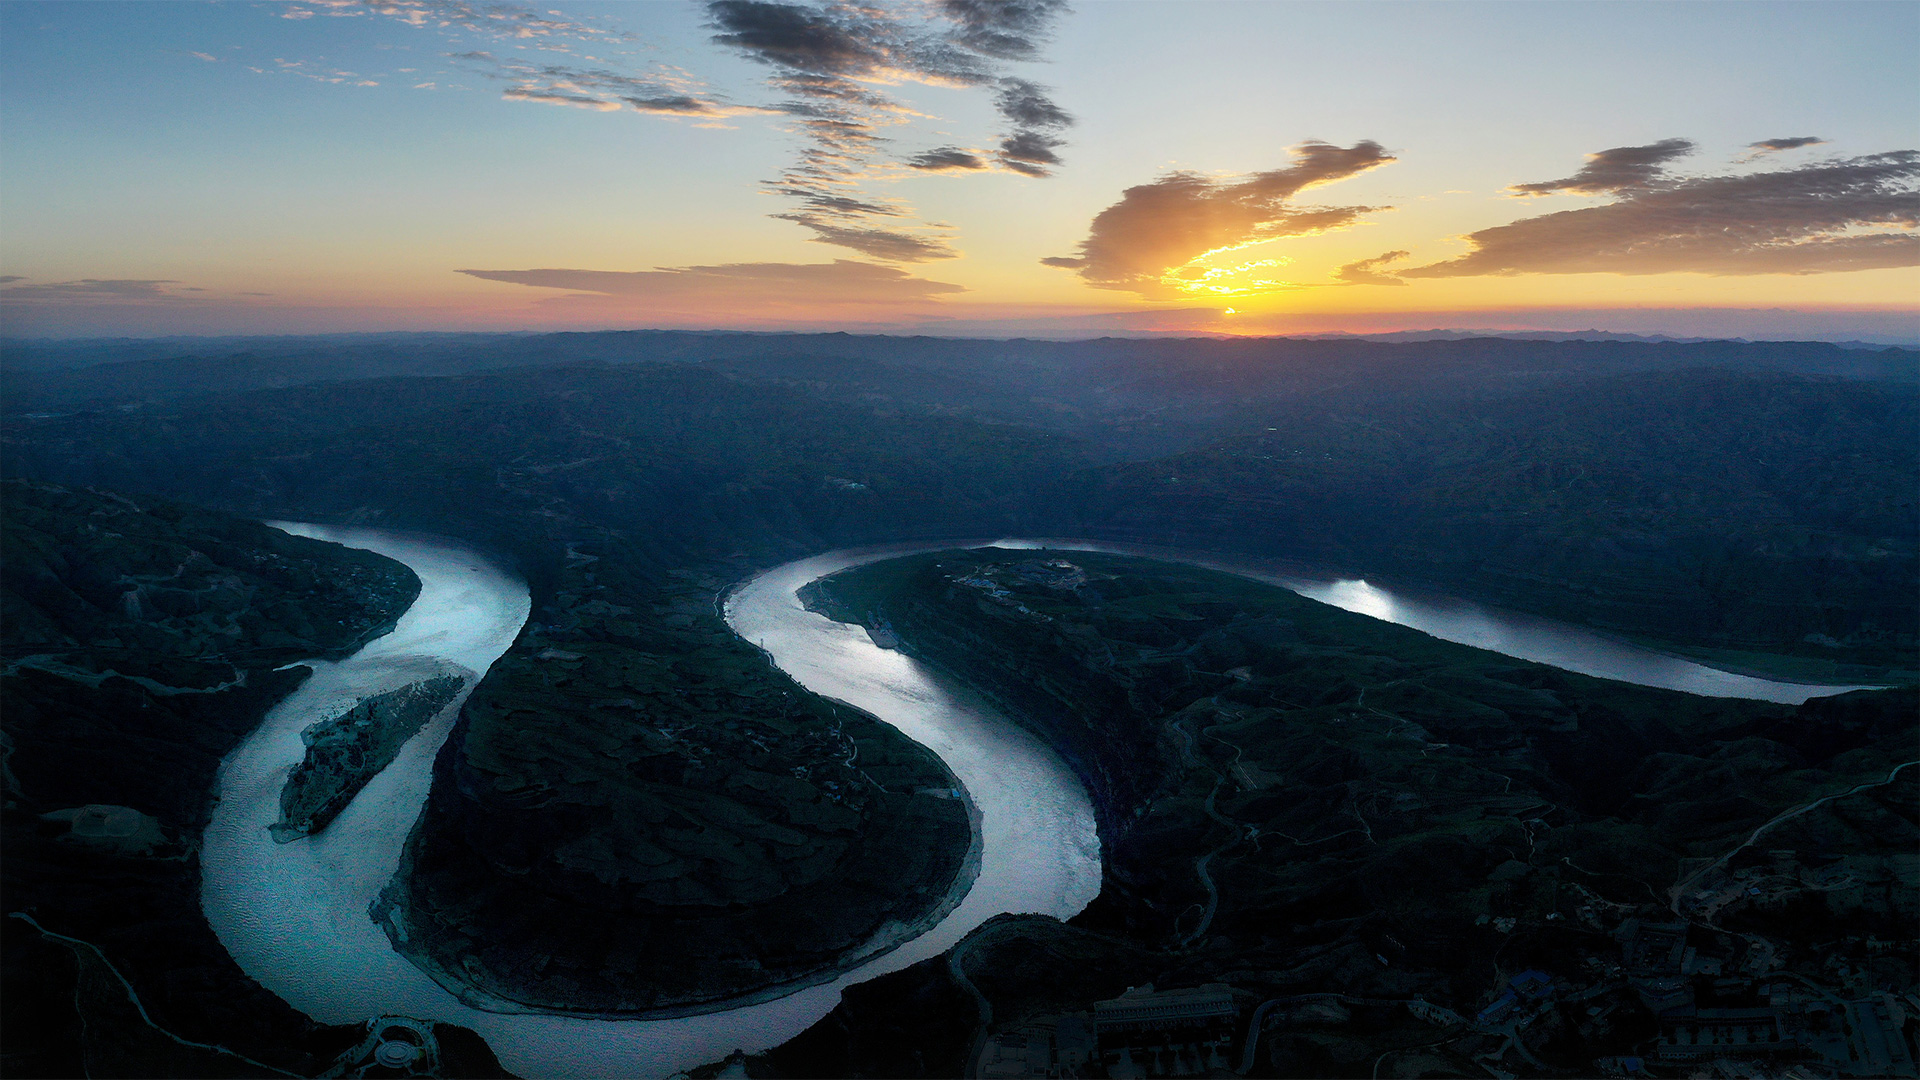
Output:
left=204, top=531, right=1870, bottom=1080
left=204, top=531, right=1100, bottom=1080
left=991, top=537, right=1876, bottom=705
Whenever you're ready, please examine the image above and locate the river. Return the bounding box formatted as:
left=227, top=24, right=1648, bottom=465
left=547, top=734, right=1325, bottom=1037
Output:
left=201, top=529, right=1871, bottom=1079
left=201, top=531, right=1101, bottom=1078
left=983, top=537, right=1878, bottom=705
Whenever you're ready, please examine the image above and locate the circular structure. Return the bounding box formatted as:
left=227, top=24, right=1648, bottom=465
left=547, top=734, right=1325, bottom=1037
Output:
left=374, top=1039, right=420, bottom=1069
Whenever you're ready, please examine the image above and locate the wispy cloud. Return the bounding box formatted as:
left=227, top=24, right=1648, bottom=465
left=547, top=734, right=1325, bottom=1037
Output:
left=906, top=146, right=989, bottom=172
left=0, top=279, right=287, bottom=319
left=264, top=0, right=1076, bottom=264
left=1334, top=250, right=1410, bottom=286
left=1406, top=146, right=1920, bottom=278
left=458, top=259, right=964, bottom=308
left=251, top=57, right=380, bottom=86
left=280, top=0, right=616, bottom=43
left=452, top=51, right=768, bottom=120
left=1043, top=141, right=1396, bottom=298
left=0, top=278, right=188, bottom=302
left=706, top=0, right=1074, bottom=260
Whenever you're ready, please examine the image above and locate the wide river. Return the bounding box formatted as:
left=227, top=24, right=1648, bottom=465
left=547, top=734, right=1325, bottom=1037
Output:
left=202, top=529, right=1872, bottom=1078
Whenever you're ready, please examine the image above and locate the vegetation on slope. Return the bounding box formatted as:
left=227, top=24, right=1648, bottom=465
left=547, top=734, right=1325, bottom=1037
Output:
left=9, top=364, right=1057, bottom=1016
left=0, top=480, right=471, bottom=1077
left=1062, top=369, right=1918, bottom=672
left=2, top=338, right=1913, bottom=1070
left=786, top=549, right=1916, bottom=1077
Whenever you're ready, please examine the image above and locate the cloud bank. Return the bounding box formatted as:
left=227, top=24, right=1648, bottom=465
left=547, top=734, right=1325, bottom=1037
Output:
left=458, top=259, right=964, bottom=308
left=1407, top=145, right=1920, bottom=278
left=0, top=278, right=190, bottom=302
left=1043, top=141, right=1395, bottom=297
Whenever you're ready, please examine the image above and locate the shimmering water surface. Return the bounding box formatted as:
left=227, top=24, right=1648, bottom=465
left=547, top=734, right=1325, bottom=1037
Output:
left=986, top=538, right=1877, bottom=705
left=202, top=531, right=1868, bottom=1079
left=202, top=531, right=1100, bottom=1079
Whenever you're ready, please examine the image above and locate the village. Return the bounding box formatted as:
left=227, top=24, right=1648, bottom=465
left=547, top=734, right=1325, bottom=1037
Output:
left=970, top=851, right=1917, bottom=1080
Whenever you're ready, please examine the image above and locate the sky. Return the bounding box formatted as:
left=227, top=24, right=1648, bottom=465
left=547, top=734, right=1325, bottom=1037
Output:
left=1, top=0, right=1916, bottom=340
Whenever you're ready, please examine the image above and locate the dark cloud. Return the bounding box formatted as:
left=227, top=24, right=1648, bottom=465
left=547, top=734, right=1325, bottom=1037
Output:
left=991, top=77, right=1071, bottom=176
left=0, top=275, right=24, bottom=284
left=1748, top=135, right=1826, bottom=156
left=286, top=0, right=1073, bottom=263
left=457, top=54, right=765, bottom=119
left=771, top=217, right=957, bottom=261
left=907, top=146, right=988, bottom=171
left=1406, top=149, right=1920, bottom=278
left=799, top=194, right=900, bottom=216
left=994, top=78, right=1070, bottom=129
left=1044, top=141, right=1396, bottom=297
left=707, top=1, right=887, bottom=75
left=938, top=0, right=1068, bottom=60
left=621, top=94, right=730, bottom=116
left=705, top=0, right=1073, bottom=259
left=502, top=87, right=618, bottom=111
left=457, top=259, right=964, bottom=307
left=998, top=129, right=1065, bottom=175
left=1334, top=250, right=1410, bottom=286
left=1510, top=138, right=1695, bottom=196
left=769, top=73, right=897, bottom=109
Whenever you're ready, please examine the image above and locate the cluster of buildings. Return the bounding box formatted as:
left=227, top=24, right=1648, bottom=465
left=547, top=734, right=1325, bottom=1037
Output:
left=1675, top=850, right=1918, bottom=930
left=968, top=910, right=1916, bottom=1080
left=1606, top=918, right=1919, bottom=1077
left=949, top=559, right=1100, bottom=623
left=976, top=984, right=1237, bottom=1079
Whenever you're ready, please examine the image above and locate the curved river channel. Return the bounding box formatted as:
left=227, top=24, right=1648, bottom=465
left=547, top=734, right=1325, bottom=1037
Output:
left=202, top=529, right=1873, bottom=1078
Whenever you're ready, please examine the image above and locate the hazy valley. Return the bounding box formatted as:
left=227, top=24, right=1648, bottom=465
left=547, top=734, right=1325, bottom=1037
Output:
left=1, top=330, right=1914, bottom=1078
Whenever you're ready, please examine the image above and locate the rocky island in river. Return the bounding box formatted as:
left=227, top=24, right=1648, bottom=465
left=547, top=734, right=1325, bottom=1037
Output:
left=0, top=479, right=505, bottom=1077
left=270, top=673, right=466, bottom=843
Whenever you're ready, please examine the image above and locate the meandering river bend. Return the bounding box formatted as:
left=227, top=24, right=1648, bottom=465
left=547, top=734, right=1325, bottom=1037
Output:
left=201, top=529, right=1871, bottom=1078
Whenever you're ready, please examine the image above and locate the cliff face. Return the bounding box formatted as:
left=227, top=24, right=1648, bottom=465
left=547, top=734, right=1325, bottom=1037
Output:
left=0, top=480, right=430, bottom=1076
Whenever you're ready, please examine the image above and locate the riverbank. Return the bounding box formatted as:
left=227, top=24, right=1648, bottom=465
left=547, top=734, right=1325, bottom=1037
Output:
left=773, top=547, right=1917, bottom=1077
left=369, top=584, right=980, bottom=1016
left=199, top=535, right=1095, bottom=1079
left=369, top=697, right=981, bottom=1019
left=971, top=536, right=1890, bottom=703
left=0, top=486, right=435, bottom=1076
